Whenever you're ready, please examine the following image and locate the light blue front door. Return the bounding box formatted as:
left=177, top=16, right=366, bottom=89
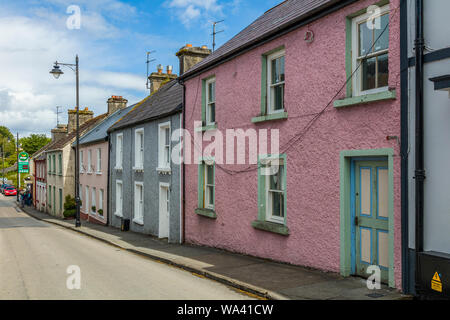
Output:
left=354, top=160, right=389, bottom=283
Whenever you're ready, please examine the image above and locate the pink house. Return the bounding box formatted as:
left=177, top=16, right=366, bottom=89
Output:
left=77, top=96, right=131, bottom=224
left=180, top=0, right=402, bottom=289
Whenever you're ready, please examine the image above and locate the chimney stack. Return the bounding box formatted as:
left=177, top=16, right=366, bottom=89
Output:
left=148, top=65, right=177, bottom=94
left=51, top=124, right=68, bottom=142
left=176, top=44, right=211, bottom=75
left=67, top=107, right=94, bottom=133
left=107, top=95, right=128, bottom=115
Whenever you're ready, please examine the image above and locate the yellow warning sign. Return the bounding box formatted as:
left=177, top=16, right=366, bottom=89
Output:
left=431, top=272, right=442, bottom=293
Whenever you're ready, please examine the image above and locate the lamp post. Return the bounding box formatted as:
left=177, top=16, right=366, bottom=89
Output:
left=1, top=137, right=10, bottom=184
left=50, top=55, right=81, bottom=228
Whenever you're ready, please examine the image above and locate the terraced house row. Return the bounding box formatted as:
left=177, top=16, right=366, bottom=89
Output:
left=31, top=0, right=450, bottom=298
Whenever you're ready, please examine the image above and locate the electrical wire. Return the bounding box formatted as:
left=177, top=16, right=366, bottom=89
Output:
left=187, top=4, right=400, bottom=176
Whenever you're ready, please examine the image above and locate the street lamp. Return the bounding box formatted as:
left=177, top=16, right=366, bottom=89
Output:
left=50, top=55, right=81, bottom=228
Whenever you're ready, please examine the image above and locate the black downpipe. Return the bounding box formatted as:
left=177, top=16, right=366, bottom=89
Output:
left=106, top=135, right=111, bottom=226
left=414, top=0, right=425, bottom=294
left=400, top=0, right=410, bottom=294
left=178, top=78, right=186, bottom=244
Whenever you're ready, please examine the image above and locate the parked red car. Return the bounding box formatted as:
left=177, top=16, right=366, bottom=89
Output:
left=4, top=187, right=17, bottom=196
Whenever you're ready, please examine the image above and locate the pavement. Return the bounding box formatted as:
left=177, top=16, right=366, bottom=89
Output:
left=0, top=195, right=254, bottom=300
left=17, top=200, right=411, bottom=300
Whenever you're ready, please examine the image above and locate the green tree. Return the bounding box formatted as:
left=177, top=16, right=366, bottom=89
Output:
left=0, top=126, right=16, bottom=168
left=19, top=134, right=51, bottom=156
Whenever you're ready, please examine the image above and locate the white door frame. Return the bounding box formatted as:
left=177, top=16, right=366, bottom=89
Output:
left=159, top=182, right=170, bottom=239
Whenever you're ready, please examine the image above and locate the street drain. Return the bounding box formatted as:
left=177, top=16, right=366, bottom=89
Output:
left=367, top=293, right=385, bottom=298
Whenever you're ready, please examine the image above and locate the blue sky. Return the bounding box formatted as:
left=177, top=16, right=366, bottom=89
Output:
left=0, top=0, right=281, bottom=137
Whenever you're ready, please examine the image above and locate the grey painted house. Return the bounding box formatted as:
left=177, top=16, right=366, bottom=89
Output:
left=108, top=78, right=183, bottom=243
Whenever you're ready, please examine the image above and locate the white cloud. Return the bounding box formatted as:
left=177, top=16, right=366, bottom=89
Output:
left=165, top=0, right=223, bottom=27
left=0, top=2, right=147, bottom=137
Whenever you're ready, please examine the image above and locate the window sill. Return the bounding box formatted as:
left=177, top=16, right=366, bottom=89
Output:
left=87, top=171, right=93, bottom=175
left=132, top=218, right=144, bottom=225
left=157, top=167, right=171, bottom=175
left=114, top=167, right=122, bottom=171
left=195, top=208, right=217, bottom=219
left=114, top=211, right=123, bottom=218
left=95, top=172, right=102, bottom=175
left=251, top=220, right=289, bottom=236
left=333, top=89, right=396, bottom=108
left=251, top=111, right=288, bottom=123
left=133, top=167, right=144, bottom=172
left=195, top=123, right=217, bottom=132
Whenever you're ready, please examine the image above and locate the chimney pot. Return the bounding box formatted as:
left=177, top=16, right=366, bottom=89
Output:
left=167, top=65, right=173, bottom=75
left=186, top=44, right=192, bottom=47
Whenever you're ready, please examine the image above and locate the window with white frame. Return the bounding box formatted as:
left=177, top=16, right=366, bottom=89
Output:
left=134, top=128, right=144, bottom=169
left=134, top=182, right=144, bottom=224
left=115, top=180, right=123, bottom=217
left=158, top=122, right=171, bottom=170
left=85, top=186, right=89, bottom=213
left=261, top=156, right=286, bottom=224
left=98, top=189, right=104, bottom=216
left=267, top=49, right=285, bottom=113
left=52, top=155, right=56, bottom=174
left=198, top=159, right=215, bottom=210
left=352, top=4, right=389, bottom=96
left=204, top=163, right=215, bottom=209
left=116, top=133, right=123, bottom=169
left=91, top=187, right=96, bottom=213
left=96, top=148, right=102, bottom=173
left=205, top=77, right=216, bottom=125
left=80, top=150, right=84, bottom=173
left=87, top=150, right=92, bottom=173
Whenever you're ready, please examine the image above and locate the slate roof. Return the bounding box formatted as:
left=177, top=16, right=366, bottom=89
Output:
left=73, top=104, right=135, bottom=147
left=108, top=80, right=182, bottom=132
left=44, top=114, right=108, bottom=153
left=181, top=0, right=340, bottom=79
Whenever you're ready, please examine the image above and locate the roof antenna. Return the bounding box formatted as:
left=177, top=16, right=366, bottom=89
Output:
left=211, top=20, right=224, bottom=52
left=56, top=106, right=62, bottom=126
left=146, top=51, right=156, bottom=90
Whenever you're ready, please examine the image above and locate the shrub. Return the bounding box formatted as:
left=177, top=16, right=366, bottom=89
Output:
left=63, top=194, right=81, bottom=211
left=91, top=206, right=96, bottom=212
left=63, top=209, right=76, bottom=218
left=98, top=209, right=103, bottom=216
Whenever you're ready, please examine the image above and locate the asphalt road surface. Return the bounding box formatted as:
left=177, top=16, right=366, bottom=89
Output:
left=0, top=194, right=254, bottom=300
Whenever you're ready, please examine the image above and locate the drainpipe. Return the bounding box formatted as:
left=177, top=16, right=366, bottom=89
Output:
left=414, top=0, right=425, bottom=295
left=178, top=78, right=186, bottom=244
left=106, top=136, right=111, bottom=226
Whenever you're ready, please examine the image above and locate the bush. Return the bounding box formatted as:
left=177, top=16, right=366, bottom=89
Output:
left=63, top=209, right=76, bottom=218
left=63, top=194, right=81, bottom=211
left=91, top=206, right=96, bottom=213
left=98, top=209, right=103, bottom=216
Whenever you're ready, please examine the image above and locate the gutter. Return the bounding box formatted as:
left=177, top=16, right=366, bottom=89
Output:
left=179, top=0, right=359, bottom=81
left=414, top=0, right=425, bottom=295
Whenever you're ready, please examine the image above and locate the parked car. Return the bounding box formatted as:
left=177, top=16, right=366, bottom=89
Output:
left=0, top=184, right=12, bottom=194
left=4, top=187, right=17, bottom=196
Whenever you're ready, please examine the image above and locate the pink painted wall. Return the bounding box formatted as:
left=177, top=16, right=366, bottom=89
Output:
left=79, top=141, right=108, bottom=224
left=184, top=0, right=402, bottom=288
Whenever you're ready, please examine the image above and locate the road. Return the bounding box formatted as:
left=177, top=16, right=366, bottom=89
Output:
left=0, top=194, right=254, bottom=300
